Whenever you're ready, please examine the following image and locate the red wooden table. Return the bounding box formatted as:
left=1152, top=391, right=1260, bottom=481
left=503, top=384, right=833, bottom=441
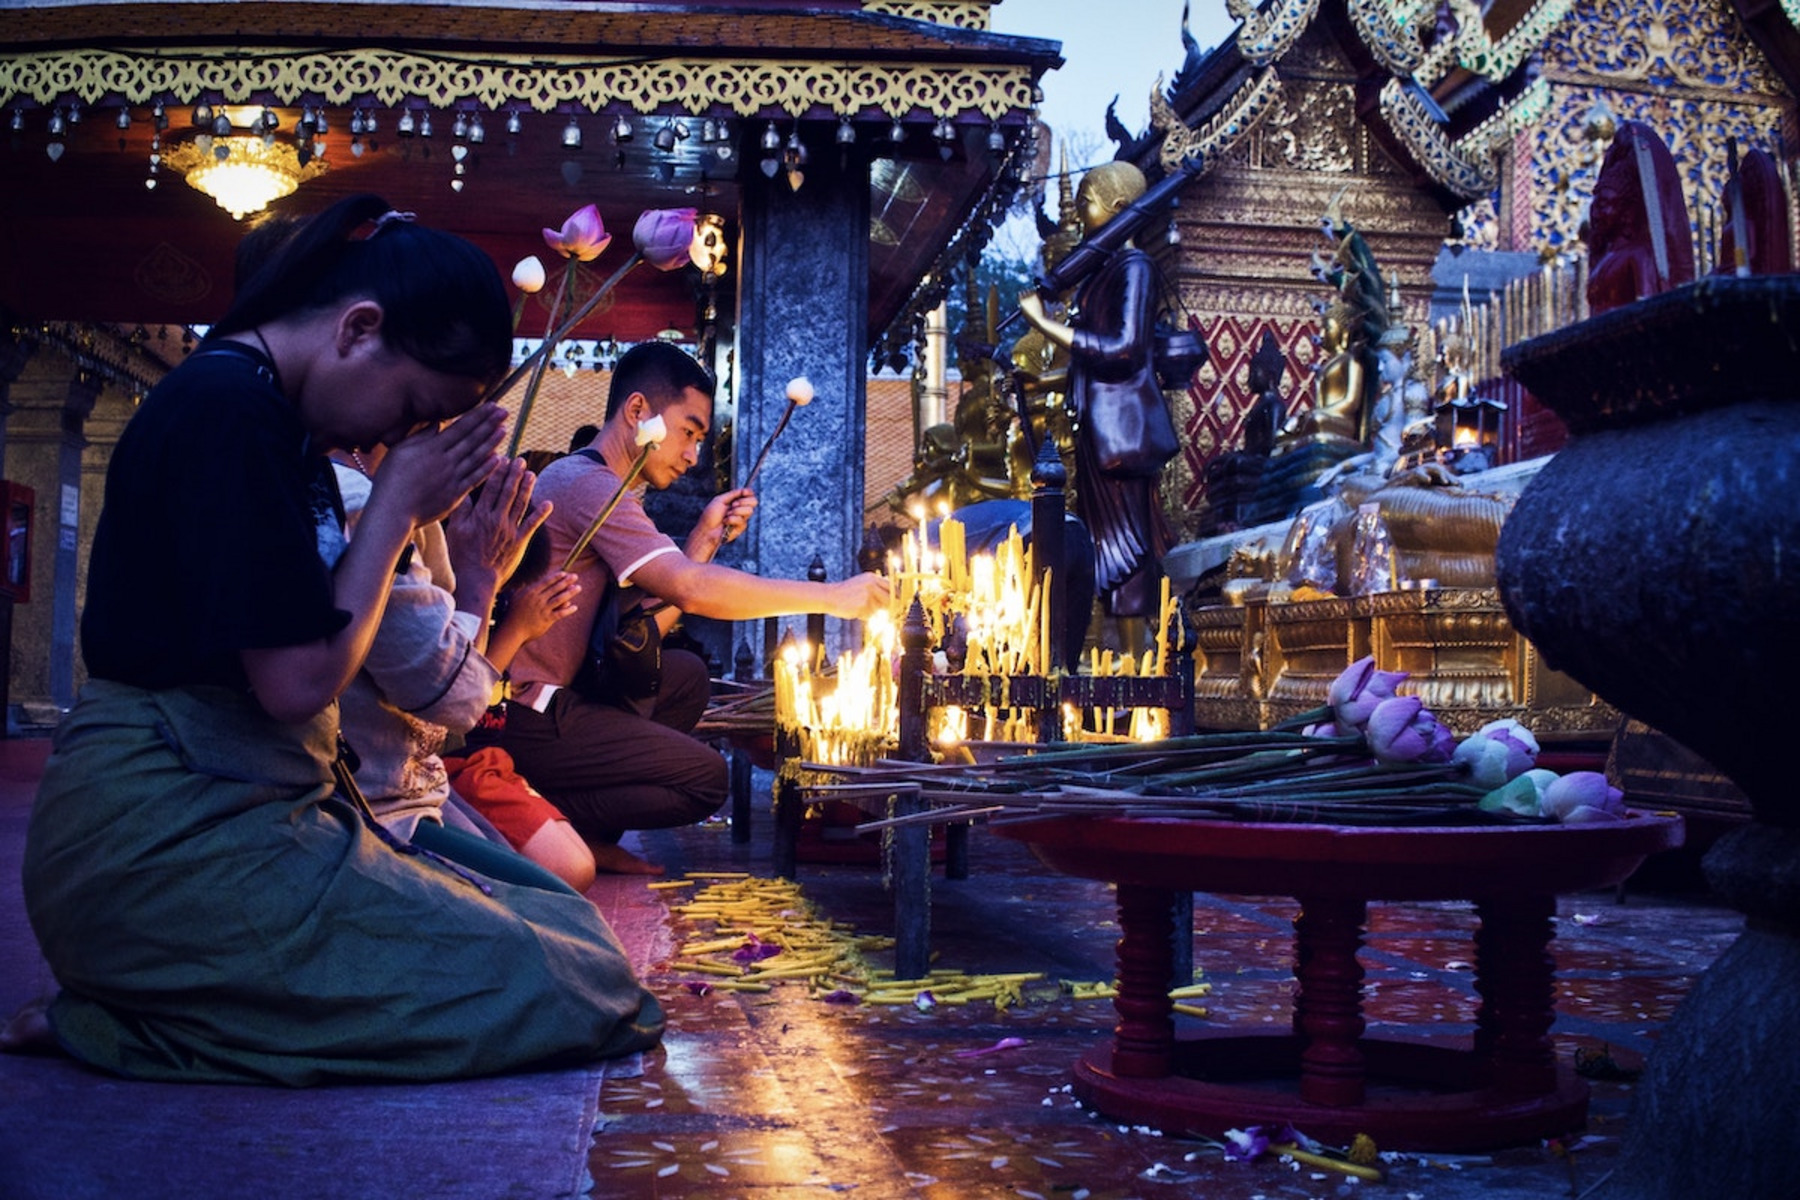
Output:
left=996, top=812, right=1684, bottom=1151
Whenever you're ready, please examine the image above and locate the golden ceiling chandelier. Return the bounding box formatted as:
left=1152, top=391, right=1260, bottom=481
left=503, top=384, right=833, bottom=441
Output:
left=160, top=132, right=328, bottom=220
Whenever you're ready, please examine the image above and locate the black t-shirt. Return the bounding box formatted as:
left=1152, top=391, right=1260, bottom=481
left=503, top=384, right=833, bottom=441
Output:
left=81, top=340, right=351, bottom=692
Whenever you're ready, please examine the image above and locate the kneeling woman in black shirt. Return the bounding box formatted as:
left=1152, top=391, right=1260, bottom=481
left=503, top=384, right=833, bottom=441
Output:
left=15, top=194, right=662, bottom=1084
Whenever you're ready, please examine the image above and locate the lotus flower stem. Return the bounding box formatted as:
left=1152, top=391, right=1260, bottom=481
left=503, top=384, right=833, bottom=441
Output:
left=742, top=404, right=796, bottom=490
left=507, top=256, right=578, bottom=457
left=741, top=377, right=814, bottom=490
left=488, top=251, right=646, bottom=413
left=560, top=446, right=652, bottom=573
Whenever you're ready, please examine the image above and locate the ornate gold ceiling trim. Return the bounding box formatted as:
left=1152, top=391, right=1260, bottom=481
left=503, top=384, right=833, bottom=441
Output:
left=861, top=0, right=992, bottom=30
left=1233, top=0, right=1322, bottom=67
left=1379, top=73, right=1550, bottom=196
left=1151, top=66, right=1282, bottom=174
left=0, top=46, right=1036, bottom=121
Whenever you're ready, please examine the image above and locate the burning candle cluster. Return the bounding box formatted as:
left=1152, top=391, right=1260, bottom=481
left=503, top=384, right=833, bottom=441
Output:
left=774, top=513, right=1184, bottom=767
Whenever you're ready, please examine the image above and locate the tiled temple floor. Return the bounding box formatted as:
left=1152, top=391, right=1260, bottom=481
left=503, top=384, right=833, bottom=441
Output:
left=588, top=801, right=1746, bottom=1200
left=0, top=731, right=1748, bottom=1199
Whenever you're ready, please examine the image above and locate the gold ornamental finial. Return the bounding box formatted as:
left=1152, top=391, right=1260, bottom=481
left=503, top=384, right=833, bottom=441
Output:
left=1322, top=184, right=1351, bottom=231
left=1056, top=144, right=1077, bottom=232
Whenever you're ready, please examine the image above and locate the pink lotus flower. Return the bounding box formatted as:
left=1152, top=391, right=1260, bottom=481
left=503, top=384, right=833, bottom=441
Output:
left=633, top=207, right=699, bottom=270
left=1302, top=720, right=1342, bottom=739
left=1327, top=656, right=1410, bottom=730
left=542, top=203, right=611, bottom=261
left=1366, top=695, right=1455, bottom=765
left=1453, top=718, right=1541, bottom=789
left=1540, top=771, right=1626, bottom=823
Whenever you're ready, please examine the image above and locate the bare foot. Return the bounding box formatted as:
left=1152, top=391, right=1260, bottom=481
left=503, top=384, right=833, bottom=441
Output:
left=589, top=842, right=665, bottom=876
left=0, top=996, right=58, bottom=1056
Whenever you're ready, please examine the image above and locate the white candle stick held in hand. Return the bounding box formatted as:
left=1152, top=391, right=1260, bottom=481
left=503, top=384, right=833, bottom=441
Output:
left=742, top=376, right=814, bottom=490
left=561, top=414, right=667, bottom=572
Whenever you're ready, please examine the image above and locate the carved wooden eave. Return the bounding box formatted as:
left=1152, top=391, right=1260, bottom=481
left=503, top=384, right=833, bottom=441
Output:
left=1727, top=0, right=1800, bottom=92
left=0, top=1, right=1058, bottom=124
left=1151, top=65, right=1285, bottom=176
left=1140, top=0, right=1564, bottom=202
left=0, top=0, right=1063, bottom=353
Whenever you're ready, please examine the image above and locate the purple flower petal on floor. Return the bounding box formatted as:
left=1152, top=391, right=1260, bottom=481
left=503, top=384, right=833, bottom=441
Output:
left=1222, top=1126, right=1269, bottom=1162
left=819, top=990, right=861, bottom=1004
left=952, top=1037, right=1027, bottom=1058
left=913, top=990, right=937, bottom=1012
left=731, top=935, right=782, bottom=964
left=684, top=981, right=714, bottom=996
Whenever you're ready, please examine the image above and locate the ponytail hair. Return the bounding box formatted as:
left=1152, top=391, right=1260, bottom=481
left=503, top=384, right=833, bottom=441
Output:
left=211, top=193, right=512, bottom=386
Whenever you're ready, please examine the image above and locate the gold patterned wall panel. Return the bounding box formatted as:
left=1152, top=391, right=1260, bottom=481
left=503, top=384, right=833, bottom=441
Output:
left=1544, top=0, right=1786, bottom=93
left=1154, top=21, right=1453, bottom=531
left=1173, top=313, right=1316, bottom=518
left=1515, top=0, right=1794, bottom=260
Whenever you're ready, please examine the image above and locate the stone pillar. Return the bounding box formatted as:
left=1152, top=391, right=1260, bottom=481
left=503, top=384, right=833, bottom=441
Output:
left=0, top=328, right=34, bottom=464
left=48, top=372, right=100, bottom=709
left=920, top=300, right=949, bottom=430
left=2, top=346, right=134, bottom=724
left=732, top=153, right=871, bottom=661
left=0, top=331, right=36, bottom=731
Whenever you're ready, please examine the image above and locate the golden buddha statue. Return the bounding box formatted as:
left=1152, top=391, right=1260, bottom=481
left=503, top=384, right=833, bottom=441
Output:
left=1281, top=199, right=1390, bottom=448
left=1290, top=297, right=1366, bottom=443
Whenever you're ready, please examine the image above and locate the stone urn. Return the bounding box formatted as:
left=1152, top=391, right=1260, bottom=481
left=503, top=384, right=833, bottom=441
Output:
left=1498, top=275, right=1800, bottom=1200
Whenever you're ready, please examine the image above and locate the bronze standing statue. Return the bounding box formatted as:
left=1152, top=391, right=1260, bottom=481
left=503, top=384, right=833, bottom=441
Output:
left=1018, top=161, right=1182, bottom=618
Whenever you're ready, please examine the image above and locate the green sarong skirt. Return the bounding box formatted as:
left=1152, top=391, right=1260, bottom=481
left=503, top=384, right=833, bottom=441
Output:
left=22, top=680, right=664, bottom=1085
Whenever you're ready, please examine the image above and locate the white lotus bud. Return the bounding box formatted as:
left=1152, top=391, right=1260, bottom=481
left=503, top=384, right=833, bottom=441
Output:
left=785, top=376, right=815, bottom=406
left=511, top=255, right=546, bottom=294
left=635, top=413, right=668, bottom=447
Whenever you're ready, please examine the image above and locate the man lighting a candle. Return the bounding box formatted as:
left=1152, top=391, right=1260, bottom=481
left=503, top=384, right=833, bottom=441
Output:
left=472, top=340, right=889, bottom=874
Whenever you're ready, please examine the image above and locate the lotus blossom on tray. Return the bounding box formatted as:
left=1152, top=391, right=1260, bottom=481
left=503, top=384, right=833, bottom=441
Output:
left=1541, top=771, right=1627, bottom=823
left=1453, top=717, right=1541, bottom=789
left=1327, top=656, right=1409, bottom=730
left=804, top=646, right=1638, bottom=830
left=1366, top=695, right=1456, bottom=765
left=1478, top=768, right=1560, bottom=816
